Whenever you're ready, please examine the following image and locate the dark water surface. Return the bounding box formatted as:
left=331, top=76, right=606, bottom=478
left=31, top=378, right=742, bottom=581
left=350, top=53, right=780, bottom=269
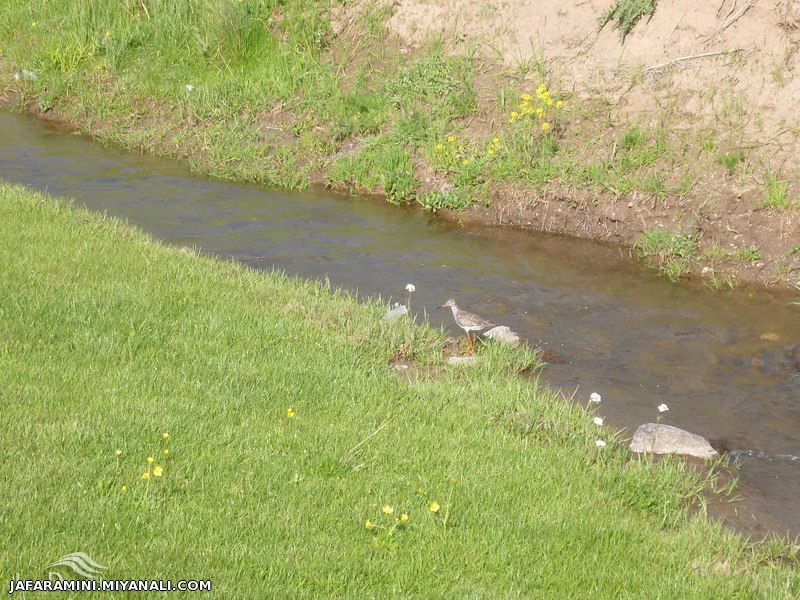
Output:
left=2, top=110, right=798, bottom=536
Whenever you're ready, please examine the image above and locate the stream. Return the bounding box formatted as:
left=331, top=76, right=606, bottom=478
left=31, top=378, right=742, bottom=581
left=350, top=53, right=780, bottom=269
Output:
left=1, top=110, right=798, bottom=537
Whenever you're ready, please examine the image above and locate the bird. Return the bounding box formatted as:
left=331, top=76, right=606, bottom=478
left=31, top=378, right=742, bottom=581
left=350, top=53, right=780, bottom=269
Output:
left=438, top=298, right=492, bottom=353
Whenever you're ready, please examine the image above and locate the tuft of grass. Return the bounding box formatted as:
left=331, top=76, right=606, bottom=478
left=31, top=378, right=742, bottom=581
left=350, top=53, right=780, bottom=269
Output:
left=636, top=230, right=699, bottom=281
left=599, top=0, right=658, bottom=42
left=735, top=246, right=763, bottom=263
left=641, top=172, right=668, bottom=199
left=702, top=240, right=733, bottom=263
left=762, top=169, right=794, bottom=210
left=328, top=136, right=419, bottom=204
left=3, top=183, right=800, bottom=595
left=620, top=124, right=649, bottom=151
left=716, top=151, right=746, bottom=176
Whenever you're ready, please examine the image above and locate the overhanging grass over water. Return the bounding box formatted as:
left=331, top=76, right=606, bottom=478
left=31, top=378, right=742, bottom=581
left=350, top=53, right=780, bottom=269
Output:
left=1, top=182, right=798, bottom=595
left=1, top=0, right=480, bottom=200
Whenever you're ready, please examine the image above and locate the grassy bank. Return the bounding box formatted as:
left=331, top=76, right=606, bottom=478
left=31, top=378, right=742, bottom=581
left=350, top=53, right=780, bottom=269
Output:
left=1, top=0, right=799, bottom=289
left=1, top=182, right=799, bottom=595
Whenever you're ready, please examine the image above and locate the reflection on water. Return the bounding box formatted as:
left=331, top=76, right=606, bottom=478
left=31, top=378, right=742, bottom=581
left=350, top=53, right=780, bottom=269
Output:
left=1, top=110, right=798, bottom=537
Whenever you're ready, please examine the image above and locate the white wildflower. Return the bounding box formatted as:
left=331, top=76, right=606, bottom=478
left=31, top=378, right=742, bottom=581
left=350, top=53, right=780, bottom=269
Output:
left=593, top=417, right=603, bottom=427
left=595, top=439, right=606, bottom=448
left=405, top=283, right=415, bottom=293
left=590, top=392, right=602, bottom=404
left=657, top=403, right=669, bottom=413
left=185, top=84, right=194, bottom=93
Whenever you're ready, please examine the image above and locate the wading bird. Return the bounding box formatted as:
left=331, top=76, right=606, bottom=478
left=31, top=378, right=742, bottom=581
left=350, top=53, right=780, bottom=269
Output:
left=438, top=298, right=492, bottom=353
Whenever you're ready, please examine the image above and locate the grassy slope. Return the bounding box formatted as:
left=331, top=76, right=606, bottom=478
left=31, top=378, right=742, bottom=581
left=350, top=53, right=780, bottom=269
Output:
left=1, top=183, right=798, bottom=596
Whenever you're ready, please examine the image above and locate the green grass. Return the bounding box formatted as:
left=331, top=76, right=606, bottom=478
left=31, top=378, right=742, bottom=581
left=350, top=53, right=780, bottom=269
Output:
left=0, top=0, right=477, bottom=210
left=2, top=182, right=799, bottom=596
left=735, top=246, right=763, bottom=263
left=635, top=230, right=699, bottom=281
left=763, top=169, right=794, bottom=210
left=702, top=240, right=733, bottom=263
left=0, top=0, right=691, bottom=218
left=716, top=151, right=747, bottom=176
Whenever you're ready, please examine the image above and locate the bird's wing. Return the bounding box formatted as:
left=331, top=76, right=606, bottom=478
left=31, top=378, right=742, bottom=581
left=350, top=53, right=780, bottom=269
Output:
left=463, top=311, right=493, bottom=328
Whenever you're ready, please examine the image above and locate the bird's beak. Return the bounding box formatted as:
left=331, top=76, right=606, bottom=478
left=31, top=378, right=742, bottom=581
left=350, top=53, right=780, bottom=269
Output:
left=437, top=304, right=445, bottom=310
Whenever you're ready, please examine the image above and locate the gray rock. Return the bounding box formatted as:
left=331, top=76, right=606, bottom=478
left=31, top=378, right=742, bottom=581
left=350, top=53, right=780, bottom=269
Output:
left=446, top=355, right=477, bottom=366
left=384, top=304, right=408, bottom=321
left=630, top=423, right=718, bottom=460
left=484, top=325, right=520, bottom=345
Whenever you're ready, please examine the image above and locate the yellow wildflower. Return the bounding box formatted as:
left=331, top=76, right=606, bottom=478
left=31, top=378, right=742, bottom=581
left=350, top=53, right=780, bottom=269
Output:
left=365, top=520, right=373, bottom=529
left=399, top=513, right=409, bottom=522
left=435, top=143, right=444, bottom=151
left=556, top=100, right=564, bottom=109
left=447, top=135, right=456, bottom=143
left=152, top=465, right=163, bottom=477
left=487, top=148, right=495, bottom=156
left=120, top=484, right=127, bottom=493
left=382, top=505, right=394, bottom=516
left=162, top=432, right=170, bottom=441
left=510, top=111, right=519, bottom=120
left=428, top=501, right=440, bottom=513
left=114, top=449, right=122, bottom=457
left=163, top=448, right=169, bottom=456
left=286, top=407, right=295, bottom=419
left=104, top=31, right=111, bottom=38
left=492, top=137, right=500, bottom=145
left=461, top=159, right=470, bottom=166
left=541, top=122, right=551, bottom=132
left=147, top=456, right=154, bottom=464
left=520, top=92, right=531, bottom=102
left=31, top=21, right=37, bottom=27
left=141, top=471, right=150, bottom=480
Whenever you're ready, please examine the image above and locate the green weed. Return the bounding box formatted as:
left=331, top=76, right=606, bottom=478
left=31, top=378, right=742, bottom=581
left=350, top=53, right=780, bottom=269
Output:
left=735, top=246, right=762, bottom=263
left=716, top=151, right=746, bottom=176
left=599, top=0, right=658, bottom=42
left=763, top=169, right=794, bottom=210
left=636, top=230, right=699, bottom=281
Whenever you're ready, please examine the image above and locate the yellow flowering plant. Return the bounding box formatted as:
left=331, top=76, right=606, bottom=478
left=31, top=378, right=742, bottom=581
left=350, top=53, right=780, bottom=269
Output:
left=489, top=84, right=566, bottom=182
left=507, top=84, right=563, bottom=133
left=364, top=504, right=411, bottom=536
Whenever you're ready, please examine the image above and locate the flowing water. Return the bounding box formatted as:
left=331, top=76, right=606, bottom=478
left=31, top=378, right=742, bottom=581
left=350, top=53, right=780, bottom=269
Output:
left=2, top=110, right=799, bottom=537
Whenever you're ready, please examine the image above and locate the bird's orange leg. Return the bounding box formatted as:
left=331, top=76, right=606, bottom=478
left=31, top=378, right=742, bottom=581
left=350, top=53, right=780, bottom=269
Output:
left=466, top=332, right=475, bottom=355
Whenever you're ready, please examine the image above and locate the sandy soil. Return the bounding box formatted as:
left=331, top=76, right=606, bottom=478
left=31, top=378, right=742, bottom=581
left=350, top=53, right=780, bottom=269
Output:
left=388, top=0, right=800, bottom=162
